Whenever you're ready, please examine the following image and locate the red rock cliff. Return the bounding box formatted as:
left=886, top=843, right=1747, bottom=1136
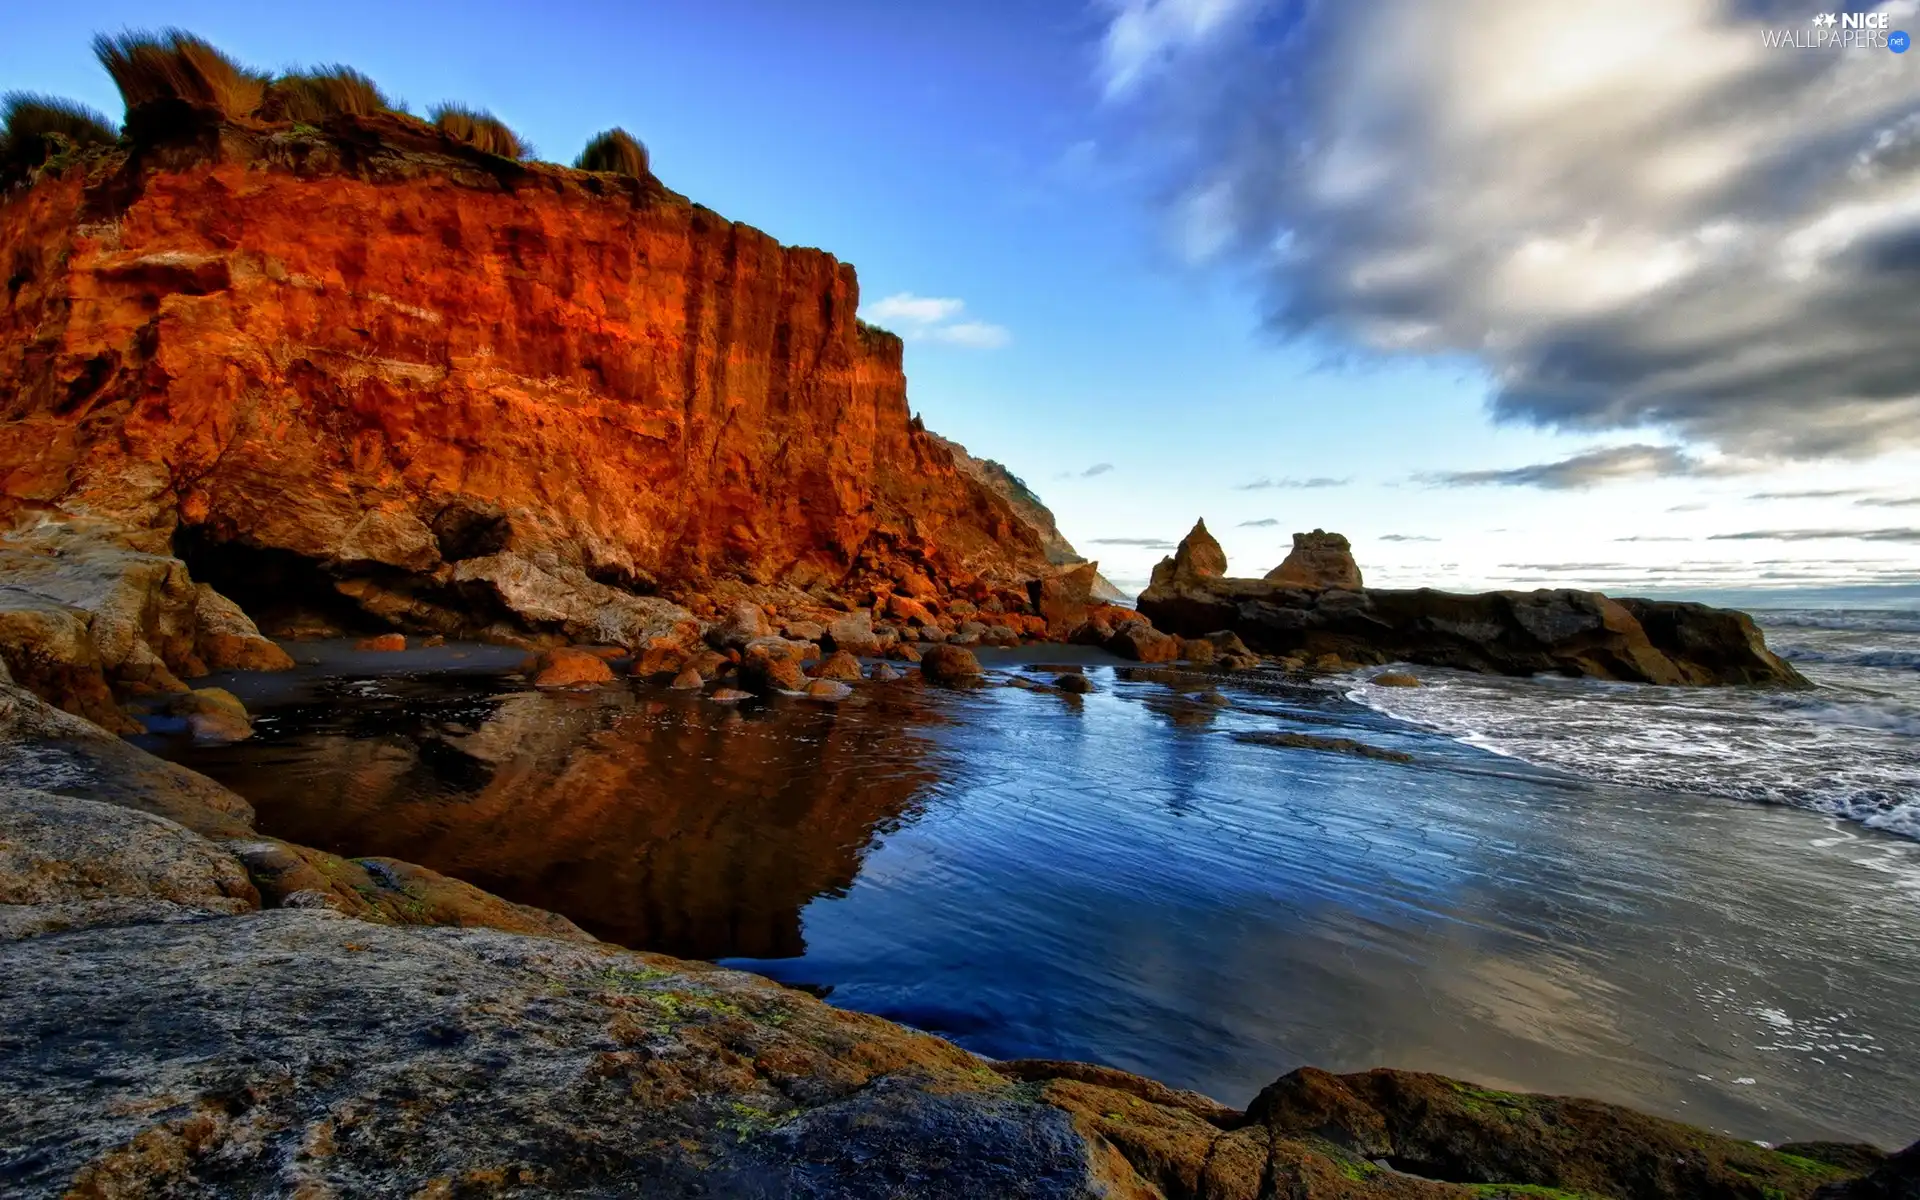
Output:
left=0, top=117, right=1047, bottom=638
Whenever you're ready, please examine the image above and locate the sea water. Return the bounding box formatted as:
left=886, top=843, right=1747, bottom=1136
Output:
left=151, top=617, right=1920, bottom=1148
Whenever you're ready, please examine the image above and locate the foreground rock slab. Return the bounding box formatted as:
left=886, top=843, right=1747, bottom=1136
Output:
left=0, top=911, right=1893, bottom=1200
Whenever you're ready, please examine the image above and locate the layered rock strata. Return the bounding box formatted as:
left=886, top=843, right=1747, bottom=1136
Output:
left=0, top=112, right=1058, bottom=648
left=1139, top=520, right=1805, bottom=686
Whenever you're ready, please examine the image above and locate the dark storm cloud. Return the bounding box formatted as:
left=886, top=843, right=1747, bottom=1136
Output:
left=1417, top=445, right=1705, bottom=490
left=1109, top=0, right=1920, bottom=457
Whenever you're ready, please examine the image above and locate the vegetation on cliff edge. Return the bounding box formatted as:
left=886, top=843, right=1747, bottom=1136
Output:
left=0, top=92, right=117, bottom=187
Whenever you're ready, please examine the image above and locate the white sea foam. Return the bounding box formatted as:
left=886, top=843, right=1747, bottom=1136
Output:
left=1349, top=610, right=1920, bottom=840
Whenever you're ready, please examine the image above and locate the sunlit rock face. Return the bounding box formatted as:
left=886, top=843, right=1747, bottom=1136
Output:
left=0, top=117, right=1050, bottom=644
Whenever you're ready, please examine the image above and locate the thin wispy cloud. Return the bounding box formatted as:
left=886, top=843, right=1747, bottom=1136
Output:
left=1615, top=536, right=1693, bottom=543
left=1858, top=496, right=1920, bottom=508
left=1709, top=528, right=1920, bottom=544
left=1239, top=518, right=1280, bottom=527
left=1090, top=536, right=1178, bottom=548
left=1748, top=488, right=1872, bottom=501
left=1082, top=462, right=1115, bottom=478
left=864, top=294, right=964, bottom=325
left=1419, top=445, right=1716, bottom=490
left=1235, top=476, right=1350, bottom=490
left=1108, top=0, right=1920, bottom=457
left=1666, top=503, right=1708, bottom=513
left=1379, top=534, right=1438, bottom=543
left=860, top=292, right=1010, bottom=350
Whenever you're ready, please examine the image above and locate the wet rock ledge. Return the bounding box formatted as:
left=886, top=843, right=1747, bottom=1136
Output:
left=1139, top=520, right=1807, bottom=687
left=1, top=665, right=1911, bottom=1195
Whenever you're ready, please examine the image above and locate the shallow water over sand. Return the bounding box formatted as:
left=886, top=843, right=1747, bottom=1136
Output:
left=151, top=641, right=1920, bottom=1147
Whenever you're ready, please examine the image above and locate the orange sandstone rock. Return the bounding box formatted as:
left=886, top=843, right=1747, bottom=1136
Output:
left=0, top=121, right=1051, bottom=642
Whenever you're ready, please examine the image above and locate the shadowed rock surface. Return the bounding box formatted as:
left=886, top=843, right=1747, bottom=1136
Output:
left=0, top=518, right=291, bottom=730
left=1139, top=520, right=1804, bottom=687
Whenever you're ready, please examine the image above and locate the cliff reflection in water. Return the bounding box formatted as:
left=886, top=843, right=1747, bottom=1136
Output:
left=171, top=680, right=943, bottom=958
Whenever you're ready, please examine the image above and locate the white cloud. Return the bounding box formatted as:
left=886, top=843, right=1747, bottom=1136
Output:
left=1110, top=0, right=1920, bottom=457
left=860, top=293, right=1010, bottom=350
left=863, top=293, right=965, bottom=325
left=926, top=321, right=1012, bottom=349
left=1099, top=0, right=1258, bottom=98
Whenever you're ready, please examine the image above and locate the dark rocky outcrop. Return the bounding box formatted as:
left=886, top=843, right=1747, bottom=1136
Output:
left=1139, top=520, right=1805, bottom=687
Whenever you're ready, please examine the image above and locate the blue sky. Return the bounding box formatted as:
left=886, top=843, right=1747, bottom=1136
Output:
left=7, top=0, right=1919, bottom=597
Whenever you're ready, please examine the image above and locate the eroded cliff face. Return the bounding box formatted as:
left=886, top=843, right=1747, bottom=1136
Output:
left=0, top=117, right=1048, bottom=641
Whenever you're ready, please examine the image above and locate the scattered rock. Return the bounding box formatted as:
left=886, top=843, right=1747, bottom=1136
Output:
left=632, top=636, right=690, bottom=677
left=1264, top=529, right=1363, bottom=591
left=531, top=648, right=615, bottom=690
left=885, top=594, right=935, bottom=628
left=739, top=640, right=809, bottom=694
left=1056, top=673, right=1094, bottom=695
left=710, top=601, right=773, bottom=650
left=355, top=633, right=407, bottom=652
left=826, top=611, right=883, bottom=656
left=781, top=620, right=828, bottom=643
left=682, top=648, right=730, bottom=680
left=868, top=663, right=901, bottom=682
left=815, top=650, right=863, bottom=681
left=919, top=644, right=984, bottom=686
left=1180, top=637, right=1216, bottom=666
left=1372, top=671, right=1421, bottom=688
left=1107, top=621, right=1179, bottom=664
left=889, top=642, right=923, bottom=664
left=1233, top=731, right=1412, bottom=762
left=804, top=680, right=853, bottom=701
left=668, top=667, right=704, bottom=690
left=709, top=687, right=753, bottom=703
left=169, top=687, right=254, bottom=743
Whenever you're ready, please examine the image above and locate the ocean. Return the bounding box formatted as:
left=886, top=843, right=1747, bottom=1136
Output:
left=150, top=614, right=1920, bottom=1150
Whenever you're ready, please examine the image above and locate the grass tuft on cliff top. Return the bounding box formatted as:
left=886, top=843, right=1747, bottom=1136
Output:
left=575, top=127, right=649, bottom=178
left=264, top=66, right=395, bottom=124
left=1, top=92, right=118, bottom=186
left=429, top=102, right=532, bottom=160
left=92, top=28, right=269, bottom=121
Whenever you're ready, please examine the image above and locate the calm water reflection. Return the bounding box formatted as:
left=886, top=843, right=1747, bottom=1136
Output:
left=157, top=644, right=1920, bottom=1148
